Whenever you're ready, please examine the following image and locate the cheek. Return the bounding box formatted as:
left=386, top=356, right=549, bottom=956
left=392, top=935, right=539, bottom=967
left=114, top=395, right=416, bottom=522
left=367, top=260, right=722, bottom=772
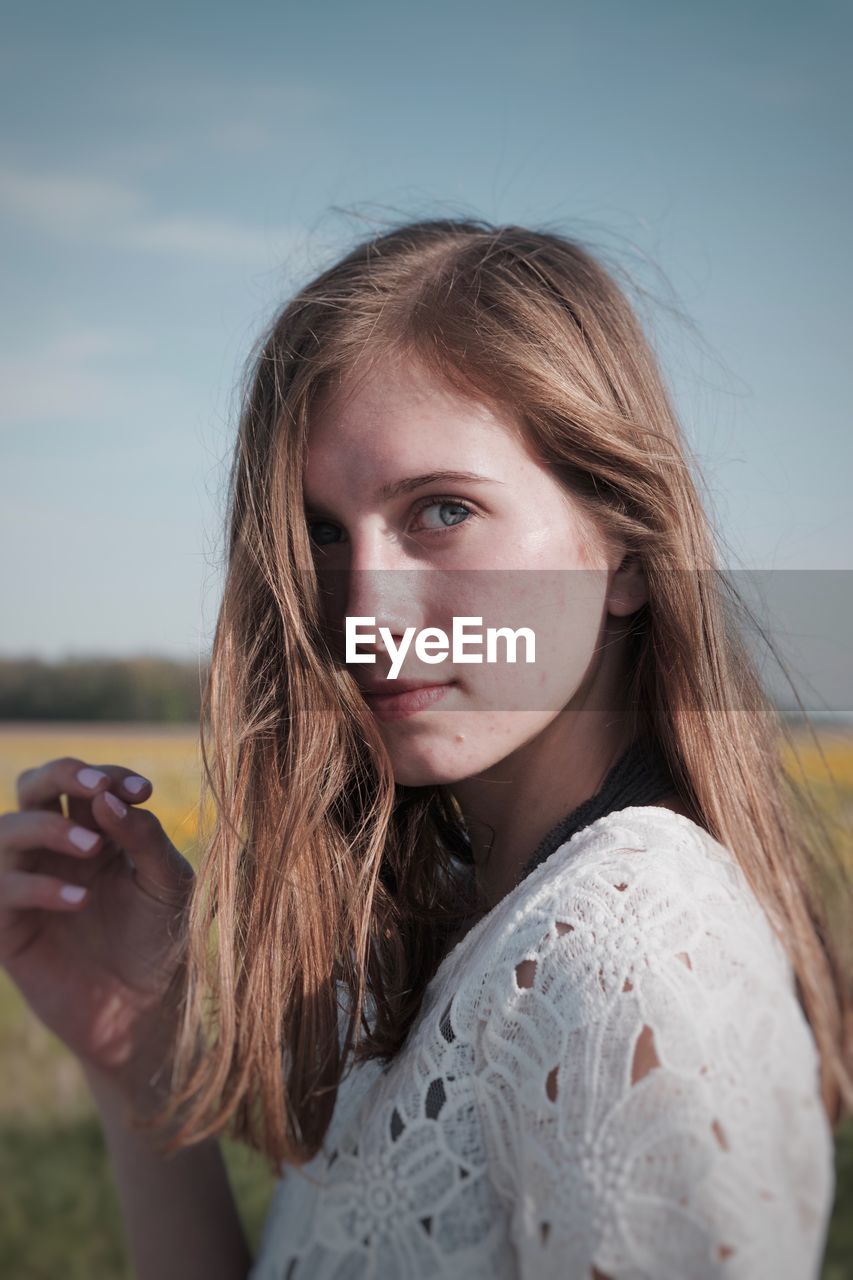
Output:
left=532, top=574, right=607, bottom=706
left=448, top=570, right=607, bottom=713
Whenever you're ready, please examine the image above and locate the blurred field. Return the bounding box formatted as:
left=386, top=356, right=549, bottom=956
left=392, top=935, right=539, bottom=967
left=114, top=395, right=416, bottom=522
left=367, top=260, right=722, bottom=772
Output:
left=0, top=720, right=851, bottom=1278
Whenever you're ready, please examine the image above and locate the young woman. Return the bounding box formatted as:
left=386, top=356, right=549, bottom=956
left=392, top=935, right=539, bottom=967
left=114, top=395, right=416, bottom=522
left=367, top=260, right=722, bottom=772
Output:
left=2, top=218, right=850, bottom=1279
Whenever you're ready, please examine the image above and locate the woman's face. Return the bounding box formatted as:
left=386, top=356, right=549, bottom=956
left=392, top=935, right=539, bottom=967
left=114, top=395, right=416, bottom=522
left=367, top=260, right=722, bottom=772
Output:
left=303, top=353, right=644, bottom=786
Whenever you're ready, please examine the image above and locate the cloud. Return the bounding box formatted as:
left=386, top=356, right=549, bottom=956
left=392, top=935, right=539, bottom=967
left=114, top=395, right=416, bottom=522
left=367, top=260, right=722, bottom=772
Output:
left=0, top=326, right=199, bottom=434
left=114, top=66, right=338, bottom=159
left=0, top=328, right=133, bottom=424
left=0, top=168, right=140, bottom=233
left=0, top=165, right=305, bottom=263
left=121, top=214, right=298, bottom=261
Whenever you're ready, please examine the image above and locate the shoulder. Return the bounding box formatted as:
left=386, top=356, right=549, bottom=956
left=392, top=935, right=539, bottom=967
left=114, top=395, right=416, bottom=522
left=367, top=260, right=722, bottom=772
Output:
left=468, top=805, right=792, bottom=1016
left=460, top=807, right=835, bottom=1276
left=455, top=805, right=824, bottom=1102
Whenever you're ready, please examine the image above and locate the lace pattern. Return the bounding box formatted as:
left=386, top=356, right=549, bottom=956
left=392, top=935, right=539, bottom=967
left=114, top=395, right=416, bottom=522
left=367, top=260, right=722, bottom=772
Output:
left=248, top=807, right=836, bottom=1280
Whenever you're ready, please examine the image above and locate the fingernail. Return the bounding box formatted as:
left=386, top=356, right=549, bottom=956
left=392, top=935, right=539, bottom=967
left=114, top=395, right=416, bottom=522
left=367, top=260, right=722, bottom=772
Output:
left=123, top=775, right=150, bottom=795
left=77, top=767, right=108, bottom=789
left=69, top=825, right=100, bottom=852
left=60, top=884, right=87, bottom=903
left=103, top=791, right=128, bottom=820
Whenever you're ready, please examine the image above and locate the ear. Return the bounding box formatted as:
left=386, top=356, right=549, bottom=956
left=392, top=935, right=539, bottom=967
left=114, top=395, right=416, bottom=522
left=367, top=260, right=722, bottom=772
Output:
left=606, top=552, right=648, bottom=617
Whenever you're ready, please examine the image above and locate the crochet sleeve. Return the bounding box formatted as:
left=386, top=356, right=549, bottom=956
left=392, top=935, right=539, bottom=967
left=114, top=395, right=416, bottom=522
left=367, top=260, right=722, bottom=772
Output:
left=470, top=838, right=836, bottom=1280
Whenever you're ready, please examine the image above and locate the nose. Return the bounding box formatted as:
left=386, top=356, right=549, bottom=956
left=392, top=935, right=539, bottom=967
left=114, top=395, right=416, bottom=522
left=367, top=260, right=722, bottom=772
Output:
left=315, top=531, right=429, bottom=668
left=346, top=567, right=419, bottom=664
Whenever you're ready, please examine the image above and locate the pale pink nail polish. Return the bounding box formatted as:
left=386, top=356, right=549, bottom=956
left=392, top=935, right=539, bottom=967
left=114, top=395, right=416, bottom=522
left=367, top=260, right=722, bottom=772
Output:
left=77, top=767, right=107, bottom=789
left=60, top=884, right=87, bottom=903
left=104, top=791, right=128, bottom=819
left=69, top=825, right=99, bottom=852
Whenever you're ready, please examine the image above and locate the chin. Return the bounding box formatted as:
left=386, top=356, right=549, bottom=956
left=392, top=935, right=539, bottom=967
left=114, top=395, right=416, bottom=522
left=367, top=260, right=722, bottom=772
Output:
left=389, top=754, right=467, bottom=789
left=382, top=730, right=502, bottom=789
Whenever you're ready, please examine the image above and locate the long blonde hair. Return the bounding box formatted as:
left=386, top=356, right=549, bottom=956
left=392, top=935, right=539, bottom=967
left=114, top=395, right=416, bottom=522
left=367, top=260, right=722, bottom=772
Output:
left=144, top=217, right=852, bottom=1171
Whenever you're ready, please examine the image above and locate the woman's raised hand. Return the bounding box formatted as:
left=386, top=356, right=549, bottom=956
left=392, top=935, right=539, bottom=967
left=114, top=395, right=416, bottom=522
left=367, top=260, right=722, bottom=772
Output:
left=0, top=756, right=197, bottom=1104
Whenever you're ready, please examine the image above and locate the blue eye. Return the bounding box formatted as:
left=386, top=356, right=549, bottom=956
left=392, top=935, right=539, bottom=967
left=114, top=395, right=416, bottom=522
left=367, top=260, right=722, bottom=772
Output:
left=411, top=497, right=475, bottom=534
left=305, top=496, right=477, bottom=550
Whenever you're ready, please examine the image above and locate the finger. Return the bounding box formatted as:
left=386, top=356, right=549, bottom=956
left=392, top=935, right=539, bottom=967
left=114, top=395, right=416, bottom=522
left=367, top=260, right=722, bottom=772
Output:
left=1, top=867, right=89, bottom=911
left=16, top=757, right=154, bottom=820
left=0, top=809, right=106, bottom=867
left=89, top=790, right=195, bottom=906
left=64, top=763, right=154, bottom=838
left=71, top=762, right=153, bottom=808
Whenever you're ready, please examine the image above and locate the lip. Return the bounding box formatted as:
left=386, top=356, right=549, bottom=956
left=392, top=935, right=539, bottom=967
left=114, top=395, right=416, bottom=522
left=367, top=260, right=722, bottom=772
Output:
left=363, top=681, right=454, bottom=722
left=361, top=677, right=445, bottom=695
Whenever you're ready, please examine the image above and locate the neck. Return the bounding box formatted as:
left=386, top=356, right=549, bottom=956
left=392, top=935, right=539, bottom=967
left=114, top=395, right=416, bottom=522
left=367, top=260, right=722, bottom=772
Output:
left=449, top=705, right=633, bottom=912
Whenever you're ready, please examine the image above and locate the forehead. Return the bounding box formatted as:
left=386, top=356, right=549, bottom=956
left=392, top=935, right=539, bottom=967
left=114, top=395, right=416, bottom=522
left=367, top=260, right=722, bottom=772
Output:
left=304, top=356, right=528, bottom=491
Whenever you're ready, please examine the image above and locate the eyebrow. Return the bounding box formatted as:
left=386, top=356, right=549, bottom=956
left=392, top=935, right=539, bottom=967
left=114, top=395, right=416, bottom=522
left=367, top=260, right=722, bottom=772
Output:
left=377, top=470, right=501, bottom=500
left=304, top=470, right=502, bottom=511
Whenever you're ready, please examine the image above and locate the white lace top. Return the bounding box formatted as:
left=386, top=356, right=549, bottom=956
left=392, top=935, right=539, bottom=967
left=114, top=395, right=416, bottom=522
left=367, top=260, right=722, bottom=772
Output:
left=248, top=806, right=836, bottom=1279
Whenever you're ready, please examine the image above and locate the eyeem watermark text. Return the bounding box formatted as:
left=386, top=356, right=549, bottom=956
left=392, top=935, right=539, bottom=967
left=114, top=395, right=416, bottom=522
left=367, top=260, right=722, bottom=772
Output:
left=346, top=616, right=536, bottom=679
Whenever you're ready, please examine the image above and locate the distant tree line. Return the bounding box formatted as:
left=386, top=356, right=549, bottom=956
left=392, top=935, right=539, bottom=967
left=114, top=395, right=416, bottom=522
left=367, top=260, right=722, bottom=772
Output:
left=0, top=657, right=210, bottom=722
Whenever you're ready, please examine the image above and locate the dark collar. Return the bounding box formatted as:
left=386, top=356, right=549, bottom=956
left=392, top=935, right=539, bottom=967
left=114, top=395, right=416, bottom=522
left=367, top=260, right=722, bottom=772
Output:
left=515, top=733, right=678, bottom=886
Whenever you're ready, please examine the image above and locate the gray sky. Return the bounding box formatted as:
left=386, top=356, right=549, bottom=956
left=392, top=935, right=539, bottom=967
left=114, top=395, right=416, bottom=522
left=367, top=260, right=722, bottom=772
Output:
left=1, top=0, right=851, bottom=699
